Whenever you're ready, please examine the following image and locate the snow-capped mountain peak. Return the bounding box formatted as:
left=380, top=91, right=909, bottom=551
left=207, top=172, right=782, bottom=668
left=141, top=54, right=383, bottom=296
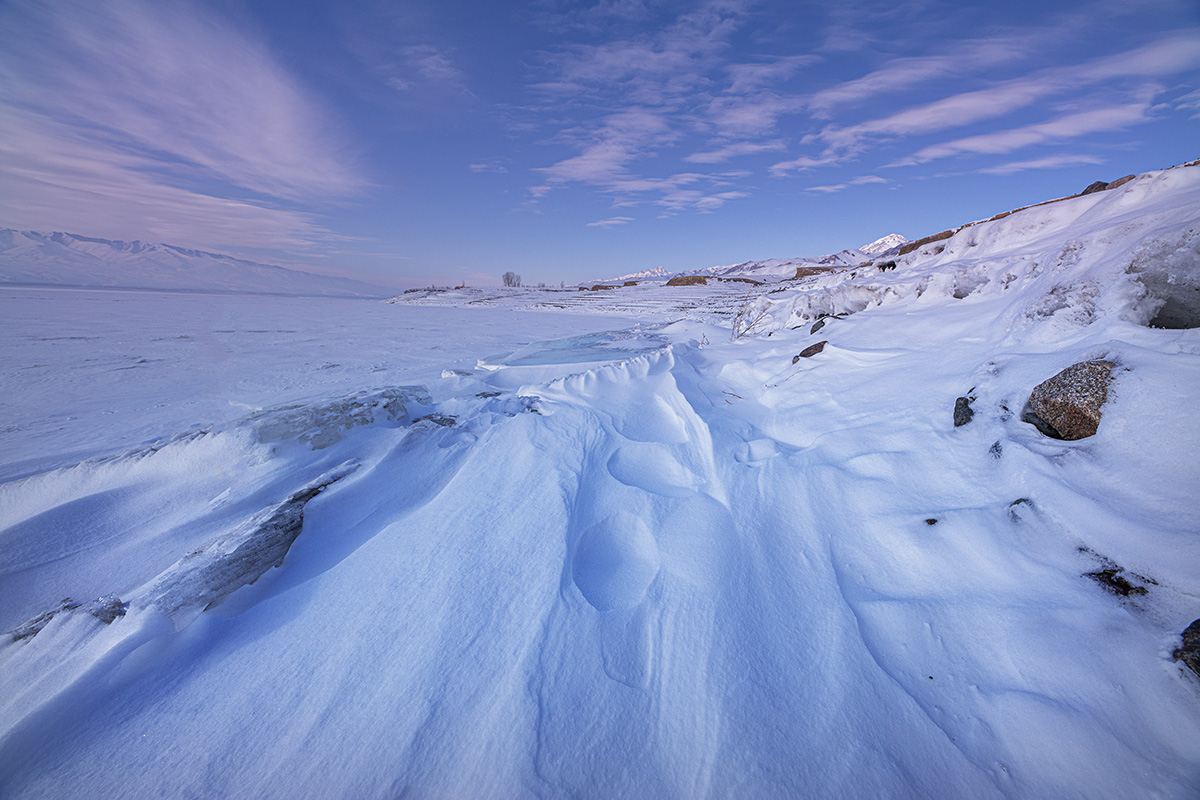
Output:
left=859, top=233, right=908, bottom=255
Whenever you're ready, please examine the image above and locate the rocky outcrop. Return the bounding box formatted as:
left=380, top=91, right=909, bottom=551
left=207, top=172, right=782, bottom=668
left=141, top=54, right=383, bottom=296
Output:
left=897, top=228, right=955, bottom=256
left=1175, top=620, right=1200, bottom=679
left=790, top=266, right=832, bottom=280
left=666, top=275, right=707, bottom=286
left=1024, top=360, right=1115, bottom=440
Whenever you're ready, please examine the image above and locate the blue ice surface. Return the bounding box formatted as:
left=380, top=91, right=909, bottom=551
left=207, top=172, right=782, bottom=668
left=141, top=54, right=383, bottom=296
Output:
left=482, top=325, right=671, bottom=367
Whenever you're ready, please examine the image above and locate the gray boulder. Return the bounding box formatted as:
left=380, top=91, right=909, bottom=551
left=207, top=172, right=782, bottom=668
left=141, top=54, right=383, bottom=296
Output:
left=1025, top=360, right=1115, bottom=440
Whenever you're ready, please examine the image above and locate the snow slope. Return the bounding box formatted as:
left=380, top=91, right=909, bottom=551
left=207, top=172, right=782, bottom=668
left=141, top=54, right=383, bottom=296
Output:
left=0, top=229, right=392, bottom=297
left=1, top=165, right=1198, bottom=799
left=596, top=248, right=871, bottom=284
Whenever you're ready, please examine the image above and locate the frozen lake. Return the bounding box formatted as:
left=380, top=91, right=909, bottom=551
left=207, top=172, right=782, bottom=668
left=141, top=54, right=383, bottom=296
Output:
left=0, top=287, right=646, bottom=480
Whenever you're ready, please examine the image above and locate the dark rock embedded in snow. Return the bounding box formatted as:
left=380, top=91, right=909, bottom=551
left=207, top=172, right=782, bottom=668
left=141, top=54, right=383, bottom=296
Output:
left=953, top=396, right=975, bottom=427
left=792, top=341, right=827, bottom=363
left=1085, top=568, right=1147, bottom=597
left=1025, top=360, right=1115, bottom=440
left=8, top=595, right=126, bottom=642
left=665, top=275, right=707, bottom=286
left=145, top=463, right=356, bottom=625
left=1081, top=181, right=1110, bottom=195
left=1175, top=620, right=1200, bottom=679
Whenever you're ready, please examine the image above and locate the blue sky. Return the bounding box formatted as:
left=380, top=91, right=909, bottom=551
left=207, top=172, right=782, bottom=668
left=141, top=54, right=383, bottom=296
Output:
left=1, top=0, right=1197, bottom=287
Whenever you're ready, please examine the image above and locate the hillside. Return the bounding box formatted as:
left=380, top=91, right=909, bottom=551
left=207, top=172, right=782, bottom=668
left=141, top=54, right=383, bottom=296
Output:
left=0, top=229, right=392, bottom=297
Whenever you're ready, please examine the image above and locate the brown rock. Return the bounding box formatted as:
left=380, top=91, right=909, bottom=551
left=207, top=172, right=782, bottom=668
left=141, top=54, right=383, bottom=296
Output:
left=1105, top=174, right=1135, bottom=190
left=1026, top=360, right=1115, bottom=440
left=790, top=266, right=831, bottom=279
left=792, top=340, right=827, bottom=363
left=1080, top=180, right=1109, bottom=195
left=666, top=275, right=707, bottom=286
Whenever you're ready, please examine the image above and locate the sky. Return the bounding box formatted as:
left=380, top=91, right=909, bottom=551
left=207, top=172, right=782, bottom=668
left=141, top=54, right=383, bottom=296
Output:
left=0, top=0, right=1197, bottom=288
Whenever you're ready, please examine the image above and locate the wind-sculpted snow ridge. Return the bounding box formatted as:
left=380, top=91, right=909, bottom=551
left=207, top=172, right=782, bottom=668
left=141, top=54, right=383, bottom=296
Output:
left=1, top=164, right=1199, bottom=798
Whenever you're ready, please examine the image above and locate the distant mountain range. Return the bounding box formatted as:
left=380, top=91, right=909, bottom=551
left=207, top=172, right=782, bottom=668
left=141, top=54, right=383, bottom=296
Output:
left=601, top=233, right=909, bottom=284
left=0, top=229, right=393, bottom=297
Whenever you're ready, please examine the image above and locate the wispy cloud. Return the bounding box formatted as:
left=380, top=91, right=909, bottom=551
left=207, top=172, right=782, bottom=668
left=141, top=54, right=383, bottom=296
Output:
left=469, top=160, right=511, bottom=174
left=525, top=1, right=764, bottom=212
left=977, top=154, right=1105, bottom=175
left=586, top=216, right=634, bottom=228
left=388, top=45, right=471, bottom=94
left=803, top=174, right=891, bottom=194
left=0, top=0, right=365, bottom=249
left=786, top=32, right=1200, bottom=172
left=895, top=102, right=1153, bottom=165
left=685, top=140, right=786, bottom=164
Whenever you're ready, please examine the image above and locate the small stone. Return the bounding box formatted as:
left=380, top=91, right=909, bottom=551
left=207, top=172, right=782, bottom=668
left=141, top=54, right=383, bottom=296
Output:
left=1026, top=360, right=1115, bottom=440
left=925, top=518, right=938, bottom=526
left=988, top=441, right=1003, bottom=459
left=1174, top=619, right=1200, bottom=679
left=792, top=341, right=827, bottom=363
left=953, top=396, right=974, bottom=427
left=810, top=318, right=826, bottom=335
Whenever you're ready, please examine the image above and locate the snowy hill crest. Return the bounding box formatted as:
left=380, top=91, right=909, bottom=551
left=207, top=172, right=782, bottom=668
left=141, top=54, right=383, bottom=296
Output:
left=0, top=228, right=391, bottom=297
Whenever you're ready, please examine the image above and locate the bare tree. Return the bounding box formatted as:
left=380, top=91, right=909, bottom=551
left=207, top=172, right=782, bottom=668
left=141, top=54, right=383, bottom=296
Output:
left=502, top=271, right=521, bottom=287
left=730, top=295, right=771, bottom=340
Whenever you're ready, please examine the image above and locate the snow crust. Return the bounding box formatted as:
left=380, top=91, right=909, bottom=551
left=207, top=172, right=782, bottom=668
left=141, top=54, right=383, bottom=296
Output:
left=1, top=166, right=1199, bottom=798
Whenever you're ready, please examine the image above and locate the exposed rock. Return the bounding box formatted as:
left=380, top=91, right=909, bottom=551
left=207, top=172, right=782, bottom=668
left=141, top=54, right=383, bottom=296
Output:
left=1085, top=568, right=1147, bottom=597
left=666, top=275, right=707, bottom=286
left=1081, top=180, right=1110, bottom=195
left=84, top=595, right=128, bottom=624
left=1106, top=174, right=1135, bottom=190
left=953, top=396, right=975, bottom=427
left=1026, top=360, right=1115, bottom=440
left=792, top=341, right=827, bottom=363
left=789, top=266, right=831, bottom=280
left=988, top=440, right=1003, bottom=459
left=897, top=228, right=955, bottom=256
left=1175, top=619, right=1200, bottom=679
left=810, top=318, right=827, bottom=335
left=8, top=595, right=127, bottom=642
left=589, top=284, right=616, bottom=291
left=623, top=281, right=638, bottom=287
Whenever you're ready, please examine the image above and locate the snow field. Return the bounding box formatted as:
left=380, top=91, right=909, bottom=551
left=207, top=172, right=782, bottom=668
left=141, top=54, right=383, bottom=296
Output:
left=0, top=166, right=1198, bottom=798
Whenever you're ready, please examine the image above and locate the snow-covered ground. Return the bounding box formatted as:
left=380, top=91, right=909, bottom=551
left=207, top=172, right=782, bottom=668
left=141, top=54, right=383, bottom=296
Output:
left=1, top=165, right=1198, bottom=798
